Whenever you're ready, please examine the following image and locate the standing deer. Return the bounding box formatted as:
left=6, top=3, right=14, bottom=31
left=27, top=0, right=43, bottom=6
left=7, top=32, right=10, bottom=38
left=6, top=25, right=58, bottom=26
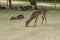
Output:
left=25, top=8, right=47, bottom=27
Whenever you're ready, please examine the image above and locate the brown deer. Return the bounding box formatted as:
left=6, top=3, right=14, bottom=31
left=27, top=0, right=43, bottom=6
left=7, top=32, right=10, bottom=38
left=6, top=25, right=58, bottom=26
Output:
left=25, top=8, right=47, bottom=27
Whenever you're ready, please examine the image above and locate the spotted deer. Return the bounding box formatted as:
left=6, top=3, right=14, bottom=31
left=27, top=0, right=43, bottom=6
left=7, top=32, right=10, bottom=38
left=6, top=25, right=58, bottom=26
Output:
left=25, top=8, right=47, bottom=27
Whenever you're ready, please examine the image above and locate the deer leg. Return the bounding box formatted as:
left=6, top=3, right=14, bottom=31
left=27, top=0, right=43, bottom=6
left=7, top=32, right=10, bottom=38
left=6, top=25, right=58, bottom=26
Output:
left=34, top=16, right=38, bottom=27
left=40, top=16, right=44, bottom=25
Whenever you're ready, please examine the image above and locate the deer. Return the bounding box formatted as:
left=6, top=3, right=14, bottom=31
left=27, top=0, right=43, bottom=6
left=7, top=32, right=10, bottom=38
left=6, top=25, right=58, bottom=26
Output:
left=25, top=8, right=47, bottom=27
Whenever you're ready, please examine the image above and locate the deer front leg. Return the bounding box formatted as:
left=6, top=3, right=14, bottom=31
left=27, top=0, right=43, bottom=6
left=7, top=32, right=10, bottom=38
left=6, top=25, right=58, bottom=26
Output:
left=34, top=16, right=38, bottom=27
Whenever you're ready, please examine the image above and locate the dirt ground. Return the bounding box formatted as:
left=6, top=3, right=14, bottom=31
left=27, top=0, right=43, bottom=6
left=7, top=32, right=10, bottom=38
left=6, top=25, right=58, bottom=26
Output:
left=0, top=9, right=60, bottom=40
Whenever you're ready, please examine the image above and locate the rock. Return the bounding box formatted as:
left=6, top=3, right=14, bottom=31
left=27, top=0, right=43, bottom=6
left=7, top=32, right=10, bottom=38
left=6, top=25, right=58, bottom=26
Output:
left=10, top=14, right=24, bottom=20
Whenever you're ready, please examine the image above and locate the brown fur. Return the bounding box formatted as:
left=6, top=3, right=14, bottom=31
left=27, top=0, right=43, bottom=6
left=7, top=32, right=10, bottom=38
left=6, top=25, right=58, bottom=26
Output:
left=25, top=8, right=47, bottom=27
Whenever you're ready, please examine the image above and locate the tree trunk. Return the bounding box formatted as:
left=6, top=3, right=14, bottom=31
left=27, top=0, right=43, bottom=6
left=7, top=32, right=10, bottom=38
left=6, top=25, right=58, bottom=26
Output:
left=55, top=0, right=56, bottom=8
left=29, top=0, right=37, bottom=9
left=29, top=0, right=34, bottom=5
left=34, top=0, right=37, bottom=9
left=0, top=3, right=1, bottom=8
left=7, top=0, right=8, bottom=6
left=9, top=0, right=12, bottom=9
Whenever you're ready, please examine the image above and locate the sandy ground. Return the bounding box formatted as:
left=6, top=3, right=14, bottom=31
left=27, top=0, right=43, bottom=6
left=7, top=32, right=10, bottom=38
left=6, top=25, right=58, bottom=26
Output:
left=0, top=9, right=60, bottom=40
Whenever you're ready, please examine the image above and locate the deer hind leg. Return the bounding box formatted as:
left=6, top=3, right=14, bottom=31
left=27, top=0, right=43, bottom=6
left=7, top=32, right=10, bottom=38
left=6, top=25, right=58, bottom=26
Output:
left=40, top=15, right=47, bottom=25
left=43, top=12, right=47, bottom=25
left=41, top=12, right=47, bottom=26
left=40, top=16, right=44, bottom=26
